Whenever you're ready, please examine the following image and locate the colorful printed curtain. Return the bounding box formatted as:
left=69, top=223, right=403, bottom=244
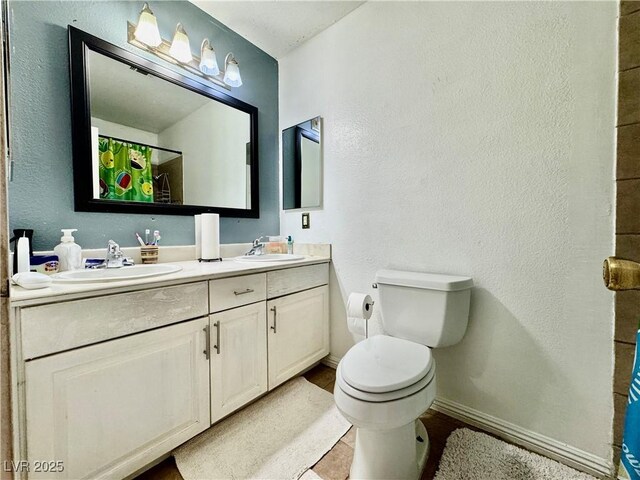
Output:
left=620, top=328, right=640, bottom=479
left=98, top=138, right=153, bottom=202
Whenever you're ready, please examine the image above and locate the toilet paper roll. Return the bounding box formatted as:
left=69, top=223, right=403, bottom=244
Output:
left=194, top=215, right=202, bottom=260
left=201, top=213, right=220, bottom=260
left=347, top=292, right=374, bottom=319
left=347, top=292, right=374, bottom=338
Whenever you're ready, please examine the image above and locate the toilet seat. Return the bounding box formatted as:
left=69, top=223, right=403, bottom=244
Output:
left=337, top=361, right=435, bottom=403
left=337, top=335, right=435, bottom=403
left=341, top=335, right=433, bottom=393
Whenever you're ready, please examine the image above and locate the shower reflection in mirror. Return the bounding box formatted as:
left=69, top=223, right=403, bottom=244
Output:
left=88, top=48, right=251, bottom=209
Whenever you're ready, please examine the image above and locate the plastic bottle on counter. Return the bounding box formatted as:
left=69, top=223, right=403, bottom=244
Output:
left=54, top=229, right=82, bottom=271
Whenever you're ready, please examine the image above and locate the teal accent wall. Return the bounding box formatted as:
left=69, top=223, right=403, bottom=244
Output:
left=8, top=0, right=279, bottom=250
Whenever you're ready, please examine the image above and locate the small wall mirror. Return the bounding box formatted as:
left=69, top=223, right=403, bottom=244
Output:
left=69, top=27, right=259, bottom=217
left=282, top=116, right=322, bottom=210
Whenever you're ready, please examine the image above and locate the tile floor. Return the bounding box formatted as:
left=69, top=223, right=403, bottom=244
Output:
left=136, top=364, right=471, bottom=480
left=300, top=365, right=473, bottom=480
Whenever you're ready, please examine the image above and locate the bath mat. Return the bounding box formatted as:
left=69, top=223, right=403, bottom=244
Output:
left=173, top=377, right=351, bottom=480
left=434, top=428, right=596, bottom=480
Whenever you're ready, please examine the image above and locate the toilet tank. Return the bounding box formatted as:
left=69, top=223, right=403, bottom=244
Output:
left=375, top=270, right=473, bottom=347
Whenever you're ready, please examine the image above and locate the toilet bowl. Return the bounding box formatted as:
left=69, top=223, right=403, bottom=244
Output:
left=335, top=270, right=473, bottom=479
left=334, top=335, right=436, bottom=479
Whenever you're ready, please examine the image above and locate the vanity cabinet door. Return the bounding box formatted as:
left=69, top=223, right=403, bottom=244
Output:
left=210, top=302, right=268, bottom=423
left=267, top=286, right=329, bottom=389
left=25, top=317, right=210, bottom=480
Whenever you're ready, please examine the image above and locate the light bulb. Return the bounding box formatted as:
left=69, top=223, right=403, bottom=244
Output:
left=223, top=53, right=242, bottom=87
left=169, top=23, right=193, bottom=63
left=133, top=3, right=162, bottom=47
left=199, top=39, right=220, bottom=76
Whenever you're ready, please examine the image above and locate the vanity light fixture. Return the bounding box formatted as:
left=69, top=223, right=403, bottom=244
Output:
left=223, top=53, right=242, bottom=87
left=199, top=39, right=220, bottom=76
left=133, top=3, right=162, bottom=47
left=127, top=3, right=244, bottom=90
left=169, top=23, right=193, bottom=63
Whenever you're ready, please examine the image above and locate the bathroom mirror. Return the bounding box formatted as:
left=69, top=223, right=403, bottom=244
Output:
left=282, top=117, right=322, bottom=210
left=69, top=26, right=259, bottom=217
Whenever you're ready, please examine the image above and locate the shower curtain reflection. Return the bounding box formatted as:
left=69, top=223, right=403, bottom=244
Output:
left=98, top=137, right=154, bottom=203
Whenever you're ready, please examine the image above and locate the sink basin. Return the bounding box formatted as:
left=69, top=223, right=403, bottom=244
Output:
left=52, top=264, right=183, bottom=283
left=235, top=254, right=305, bottom=262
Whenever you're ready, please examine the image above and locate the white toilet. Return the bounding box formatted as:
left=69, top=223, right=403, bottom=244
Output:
left=334, top=269, right=473, bottom=480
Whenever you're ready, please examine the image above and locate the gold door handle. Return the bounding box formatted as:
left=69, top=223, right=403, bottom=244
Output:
left=603, top=257, right=640, bottom=290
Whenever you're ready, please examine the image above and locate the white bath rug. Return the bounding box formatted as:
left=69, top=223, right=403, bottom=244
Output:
left=174, top=377, right=351, bottom=480
left=434, top=428, right=596, bottom=480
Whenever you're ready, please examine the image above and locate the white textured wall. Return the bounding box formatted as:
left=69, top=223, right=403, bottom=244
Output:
left=279, top=1, right=616, bottom=460
left=159, top=101, right=250, bottom=208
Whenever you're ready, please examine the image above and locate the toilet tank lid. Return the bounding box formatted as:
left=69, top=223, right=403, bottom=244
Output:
left=375, top=269, right=473, bottom=291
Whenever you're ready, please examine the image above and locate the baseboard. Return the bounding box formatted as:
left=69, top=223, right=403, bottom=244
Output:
left=321, top=354, right=340, bottom=369
left=323, top=352, right=612, bottom=477
left=432, top=397, right=613, bottom=479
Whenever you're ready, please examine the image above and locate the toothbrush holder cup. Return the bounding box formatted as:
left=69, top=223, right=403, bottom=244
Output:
left=140, top=246, right=159, bottom=264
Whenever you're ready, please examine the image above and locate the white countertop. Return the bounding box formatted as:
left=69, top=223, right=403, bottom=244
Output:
left=10, top=255, right=330, bottom=307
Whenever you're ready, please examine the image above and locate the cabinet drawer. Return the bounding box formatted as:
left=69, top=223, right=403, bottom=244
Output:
left=267, top=263, right=329, bottom=298
left=209, top=273, right=266, bottom=313
left=21, top=282, right=208, bottom=359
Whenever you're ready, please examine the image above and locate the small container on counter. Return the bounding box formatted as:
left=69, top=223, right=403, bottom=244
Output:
left=29, top=255, right=59, bottom=275
left=265, top=236, right=288, bottom=254
left=140, top=246, right=159, bottom=264
left=83, top=258, right=105, bottom=269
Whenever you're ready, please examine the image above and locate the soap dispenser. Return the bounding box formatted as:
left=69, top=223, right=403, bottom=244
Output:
left=54, top=229, right=82, bottom=271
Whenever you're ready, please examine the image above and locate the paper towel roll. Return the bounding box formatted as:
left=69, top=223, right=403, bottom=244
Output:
left=201, top=213, right=220, bottom=260
left=194, top=215, right=202, bottom=260
left=347, top=292, right=373, bottom=338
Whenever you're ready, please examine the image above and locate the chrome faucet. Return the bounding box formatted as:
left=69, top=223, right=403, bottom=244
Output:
left=245, top=236, right=267, bottom=256
left=103, top=240, right=133, bottom=268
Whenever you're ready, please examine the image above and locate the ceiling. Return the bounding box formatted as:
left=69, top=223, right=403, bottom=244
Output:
left=89, top=50, right=210, bottom=134
left=190, top=1, right=365, bottom=59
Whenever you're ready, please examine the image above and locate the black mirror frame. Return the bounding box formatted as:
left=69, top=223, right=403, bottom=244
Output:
left=288, top=126, right=319, bottom=209
left=68, top=26, right=260, bottom=218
